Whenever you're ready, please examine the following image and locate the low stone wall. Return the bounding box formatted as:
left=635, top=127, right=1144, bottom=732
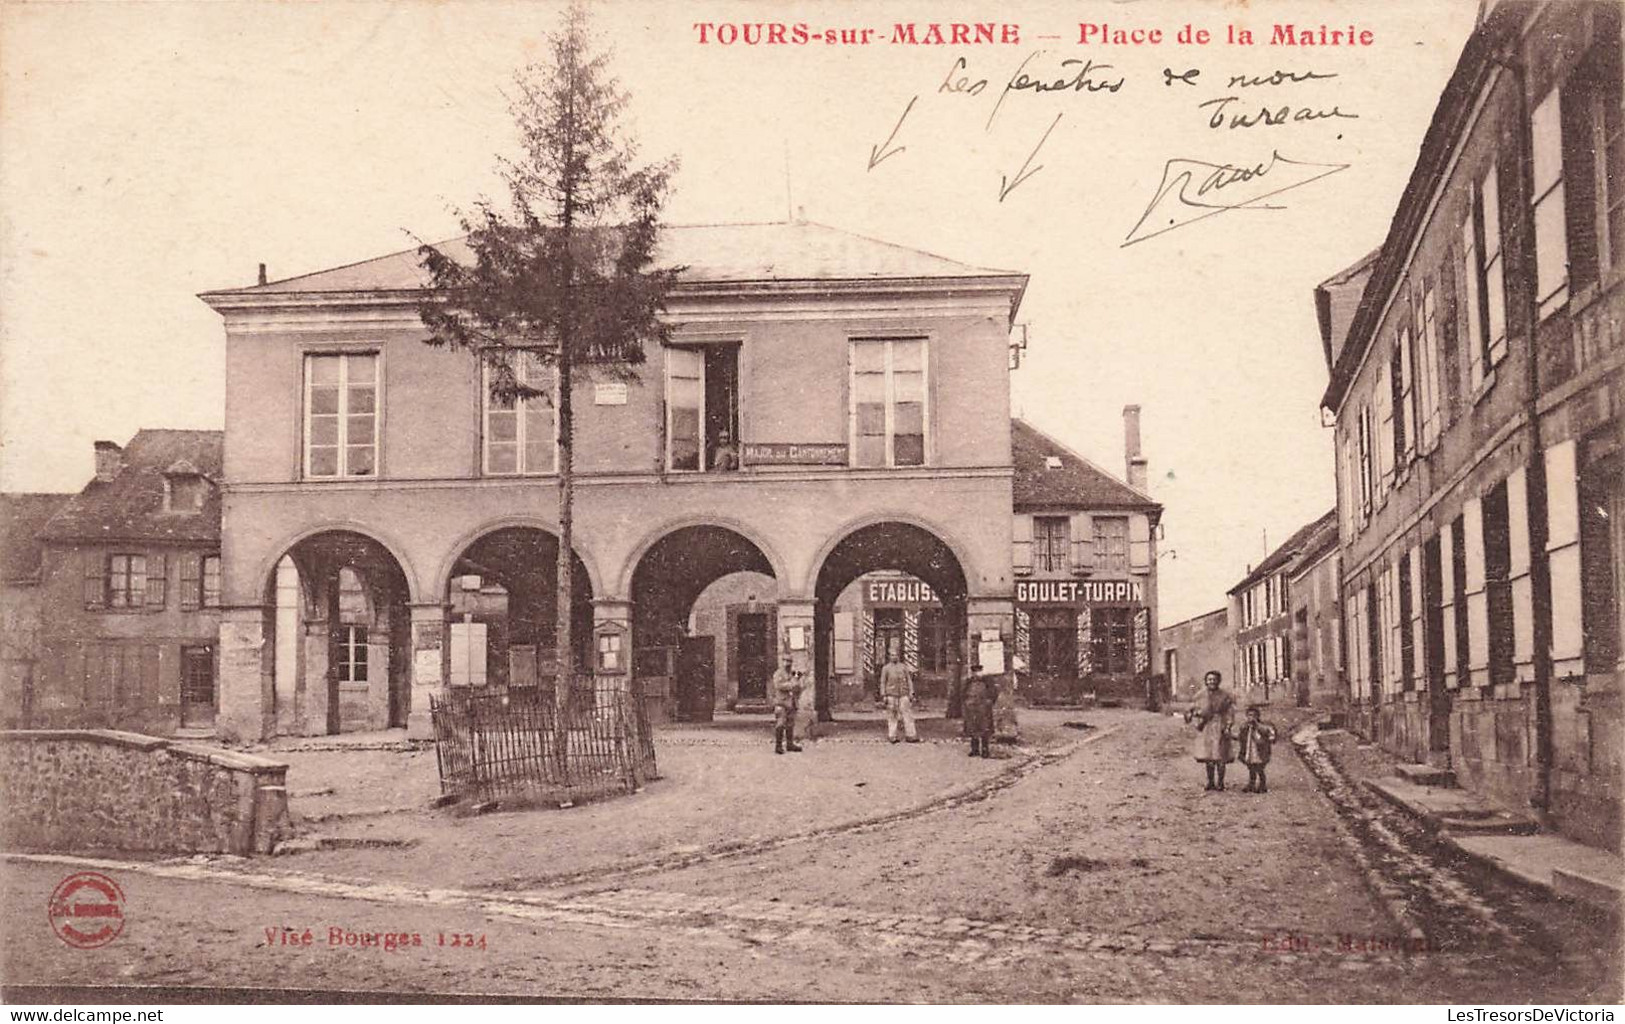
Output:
left=0, top=730, right=289, bottom=856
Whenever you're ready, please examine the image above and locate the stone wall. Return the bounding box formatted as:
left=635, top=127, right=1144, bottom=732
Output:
left=0, top=730, right=288, bottom=855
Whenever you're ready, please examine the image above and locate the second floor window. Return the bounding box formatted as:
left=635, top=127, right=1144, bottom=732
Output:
left=1033, top=516, right=1070, bottom=572
left=108, top=554, right=146, bottom=608
left=305, top=353, right=378, bottom=478
left=336, top=625, right=369, bottom=685
left=1093, top=516, right=1128, bottom=572
left=485, top=352, right=556, bottom=475
left=665, top=344, right=740, bottom=472
left=851, top=338, right=927, bottom=468
left=1531, top=87, right=1569, bottom=318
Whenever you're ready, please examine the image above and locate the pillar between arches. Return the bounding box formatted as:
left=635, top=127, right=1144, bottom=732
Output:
left=405, top=602, right=448, bottom=740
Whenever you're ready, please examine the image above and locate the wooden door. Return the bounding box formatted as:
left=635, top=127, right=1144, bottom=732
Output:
left=736, top=613, right=773, bottom=700
left=180, top=645, right=216, bottom=730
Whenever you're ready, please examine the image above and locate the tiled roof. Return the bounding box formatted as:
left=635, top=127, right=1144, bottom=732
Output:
left=1011, top=419, right=1159, bottom=511
left=39, top=430, right=223, bottom=545
left=1, top=493, right=72, bottom=581
left=1228, top=508, right=1338, bottom=595
left=211, top=221, right=1023, bottom=295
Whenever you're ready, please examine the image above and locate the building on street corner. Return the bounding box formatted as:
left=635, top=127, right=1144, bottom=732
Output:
left=15, top=431, right=225, bottom=735
left=200, top=220, right=1029, bottom=740
left=1317, top=0, right=1622, bottom=850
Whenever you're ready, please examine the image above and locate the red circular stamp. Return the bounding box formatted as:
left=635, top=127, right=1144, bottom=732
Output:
left=47, top=872, right=126, bottom=949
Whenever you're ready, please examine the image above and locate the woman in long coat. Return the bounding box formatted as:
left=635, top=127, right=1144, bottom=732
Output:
left=1189, top=670, right=1237, bottom=791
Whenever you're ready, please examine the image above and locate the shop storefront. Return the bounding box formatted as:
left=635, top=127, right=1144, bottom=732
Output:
left=1014, top=578, right=1152, bottom=703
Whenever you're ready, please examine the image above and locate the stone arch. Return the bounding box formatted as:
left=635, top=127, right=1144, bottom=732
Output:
left=431, top=515, right=605, bottom=603
left=253, top=520, right=425, bottom=605
left=614, top=513, right=790, bottom=598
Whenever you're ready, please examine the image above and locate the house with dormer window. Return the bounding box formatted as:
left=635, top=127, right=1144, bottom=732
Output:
left=23, top=430, right=224, bottom=735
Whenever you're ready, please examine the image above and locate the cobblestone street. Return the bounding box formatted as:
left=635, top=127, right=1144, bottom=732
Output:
left=4, top=710, right=1619, bottom=1002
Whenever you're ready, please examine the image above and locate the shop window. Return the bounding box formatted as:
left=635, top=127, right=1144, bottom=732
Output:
left=1093, top=516, right=1128, bottom=572
left=1483, top=481, right=1515, bottom=686
left=1089, top=607, right=1134, bottom=675
left=850, top=338, right=927, bottom=468
left=304, top=352, right=379, bottom=478
left=1033, top=516, right=1070, bottom=572
left=484, top=350, right=557, bottom=475
left=918, top=607, right=950, bottom=672
left=1030, top=607, right=1077, bottom=677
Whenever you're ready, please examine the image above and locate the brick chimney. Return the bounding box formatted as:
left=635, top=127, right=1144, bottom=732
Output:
left=1123, top=405, right=1148, bottom=493
left=93, top=440, right=124, bottom=483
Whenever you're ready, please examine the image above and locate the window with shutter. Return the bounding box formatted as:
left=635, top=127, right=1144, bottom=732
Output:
left=146, top=552, right=167, bottom=608
left=83, top=554, right=106, bottom=610
left=180, top=554, right=202, bottom=610
left=203, top=555, right=221, bottom=608
left=107, top=554, right=146, bottom=609
left=1011, top=515, right=1033, bottom=576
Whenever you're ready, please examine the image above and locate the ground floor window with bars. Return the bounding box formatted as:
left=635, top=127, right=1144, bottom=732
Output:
left=1090, top=607, right=1135, bottom=674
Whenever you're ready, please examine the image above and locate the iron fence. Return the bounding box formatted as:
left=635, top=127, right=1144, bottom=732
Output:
left=430, top=678, right=658, bottom=805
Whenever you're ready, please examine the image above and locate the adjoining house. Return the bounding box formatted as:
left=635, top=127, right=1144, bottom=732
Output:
left=1227, top=510, right=1338, bottom=706
left=22, top=431, right=224, bottom=735
left=1317, top=1, right=1621, bottom=850
left=1, top=492, right=73, bottom=728
left=1288, top=513, right=1345, bottom=711
left=199, top=220, right=1030, bottom=738
left=1159, top=606, right=1232, bottom=702
left=1009, top=410, right=1161, bottom=704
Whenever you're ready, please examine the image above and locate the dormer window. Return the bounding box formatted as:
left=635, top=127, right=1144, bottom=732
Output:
left=161, top=461, right=211, bottom=513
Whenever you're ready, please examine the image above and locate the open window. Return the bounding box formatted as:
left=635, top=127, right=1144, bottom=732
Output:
left=665, top=344, right=740, bottom=472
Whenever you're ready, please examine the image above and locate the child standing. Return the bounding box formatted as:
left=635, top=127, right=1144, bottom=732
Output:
left=1234, top=705, right=1278, bottom=793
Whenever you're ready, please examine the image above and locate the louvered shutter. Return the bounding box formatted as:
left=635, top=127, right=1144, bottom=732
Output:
left=146, top=552, right=167, bottom=608
left=1070, top=513, right=1094, bottom=573
left=83, top=553, right=105, bottom=610
left=1128, top=514, right=1151, bottom=573
left=179, top=554, right=202, bottom=611
left=1012, top=515, right=1032, bottom=576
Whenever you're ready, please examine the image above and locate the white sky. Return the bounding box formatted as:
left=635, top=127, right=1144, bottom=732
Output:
left=0, top=0, right=1480, bottom=624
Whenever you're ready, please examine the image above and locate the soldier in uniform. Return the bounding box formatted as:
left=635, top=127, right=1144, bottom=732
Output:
left=771, top=655, right=804, bottom=754
left=962, top=658, right=995, bottom=758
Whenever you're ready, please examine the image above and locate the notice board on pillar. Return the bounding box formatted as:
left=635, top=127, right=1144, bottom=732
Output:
left=449, top=621, right=488, bottom=686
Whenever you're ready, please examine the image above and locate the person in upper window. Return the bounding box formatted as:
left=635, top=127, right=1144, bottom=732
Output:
left=711, top=429, right=740, bottom=472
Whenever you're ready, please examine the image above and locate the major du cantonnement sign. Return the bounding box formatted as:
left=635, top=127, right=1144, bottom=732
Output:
left=741, top=442, right=848, bottom=466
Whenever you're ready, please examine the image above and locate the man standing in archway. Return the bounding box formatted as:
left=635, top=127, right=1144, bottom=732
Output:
left=880, top=645, right=920, bottom=744
left=772, top=655, right=804, bottom=754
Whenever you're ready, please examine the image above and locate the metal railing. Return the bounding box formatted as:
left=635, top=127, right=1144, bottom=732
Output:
left=430, top=678, right=658, bottom=805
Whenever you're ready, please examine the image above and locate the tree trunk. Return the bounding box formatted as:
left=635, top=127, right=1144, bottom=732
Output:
left=554, top=334, right=574, bottom=773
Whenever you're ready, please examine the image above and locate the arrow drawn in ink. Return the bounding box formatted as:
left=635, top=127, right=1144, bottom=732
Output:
left=999, top=113, right=1063, bottom=202
left=868, top=96, right=917, bottom=171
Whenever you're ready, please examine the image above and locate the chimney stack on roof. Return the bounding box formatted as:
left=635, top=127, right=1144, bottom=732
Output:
left=257, top=263, right=268, bottom=286
left=1123, top=405, right=1148, bottom=493
left=93, top=440, right=124, bottom=483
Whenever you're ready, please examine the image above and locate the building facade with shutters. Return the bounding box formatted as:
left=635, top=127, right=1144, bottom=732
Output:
left=1227, top=510, right=1338, bottom=707
left=200, top=221, right=1029, bottom=739
left=20, top=431, right=225, bottom=735
left=1009, top=412, right=1161, bottom=704
left=1320, top=1, right=1622, bottom=850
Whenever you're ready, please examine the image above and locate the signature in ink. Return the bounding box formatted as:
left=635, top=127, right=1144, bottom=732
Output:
left=1121, top=150, right=1350, bottom=247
